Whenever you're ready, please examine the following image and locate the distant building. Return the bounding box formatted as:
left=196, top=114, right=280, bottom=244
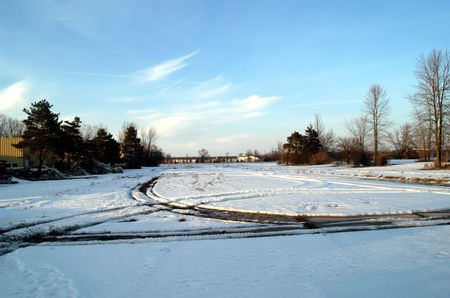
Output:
left=237, top=155, right=260, bottom=162
left=0, top=137, right=29, bottom=168
left=165, top=156, right=238, bottom=164
left=165, top=155, right=263, bottom=164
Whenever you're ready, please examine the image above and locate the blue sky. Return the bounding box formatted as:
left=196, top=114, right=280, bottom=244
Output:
left=1, top=0, right=449, bottom=156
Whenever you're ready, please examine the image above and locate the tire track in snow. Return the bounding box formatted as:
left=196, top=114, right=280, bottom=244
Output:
left=0, top=204, right=166, bottom=256
left=136, top=174, right=450, bottom=229
left=25, top=215, right=450, bottom=247
left=0, top=206, right=128, bottom=235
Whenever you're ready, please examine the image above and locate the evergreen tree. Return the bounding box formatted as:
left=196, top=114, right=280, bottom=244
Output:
left=121, top=124, right=143, bottom=168
left=14, top=99, right=62, bottom=177
left=283, top=131, right=304, bottom=165
left=92, top=128, right=121, bottom=164
left=61, top=116, right=84, bottom=170
left=304, top=125, right=322, bottom=160
left=282, top=126, right=322, bottom=165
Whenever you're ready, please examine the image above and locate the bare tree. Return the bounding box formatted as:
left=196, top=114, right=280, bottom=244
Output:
left=0, top=114, right=6, bottom=137
left=336, top=137, right=354, bottom=165
left=311, top=113, right=335, bottom=152
left=80, top=123, right=105, bottom=141
left=198, top=148, right=209, bottom=162
left=312, top=113, right=325, bottom=138
left=410, top=49, right=450, bottom=168
left=141, top=127, right=158, bottom=151
left=389, top=123, right=416, bottom=159
left=364, top=84, right=391, bottom=166
left=0, top=114, right=25, bottom=137
left=345, top=115, right=370, bottom=165
left=411, top=107, right=433, bottom=161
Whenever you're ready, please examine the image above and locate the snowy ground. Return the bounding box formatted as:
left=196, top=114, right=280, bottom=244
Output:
left=151, top=163, right=450, bottom=215
left=1, top=162, right=450, bottom=297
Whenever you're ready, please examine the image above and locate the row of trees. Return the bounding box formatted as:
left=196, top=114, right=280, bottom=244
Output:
left=3, top=49, right=448, bottom=170
left=281, top=49, right=450, bottom=168
left=0, top=114, right=25, bottom=137
left=12, top=100, right=163, bottom=177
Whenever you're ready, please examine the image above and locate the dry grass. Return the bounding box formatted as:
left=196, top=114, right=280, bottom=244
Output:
left=381, top=175, right=449, bottom=185
left=422, top=163, right=450, bottom=170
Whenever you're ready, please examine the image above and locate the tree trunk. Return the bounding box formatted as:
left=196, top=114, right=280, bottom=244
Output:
left=37, top=148, right=45, bottom=178
left=374, top=129, right=378, bottom=166
left=435, top=116, right=442, bottom=168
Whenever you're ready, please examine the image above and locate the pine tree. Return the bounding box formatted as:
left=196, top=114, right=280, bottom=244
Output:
left=282, top=127, right=322, bottom=165
left=92, top=128, right=120, bottom=164
left=61, top=116, right=83, bottom=170
left=121, top=124, right=143, bottom=168
left=304, top=126, right=322, bottom=157
left=283, top=131, right=304, bottom=165
left=14, top=99, right=62, bottom=177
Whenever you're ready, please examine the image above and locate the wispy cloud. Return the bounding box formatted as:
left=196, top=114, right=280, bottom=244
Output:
left=216, top=134, right=253, bottom=144
left=158, top=77, right=187, bottom=96
left=151, top=112, right=203, bottom=137
left=0, top=81, right=27, bottom=112
left=42, top=2, right=99, bottom=40
left=126, top=109, right=158, bottom=115
left=181, top=75, right=231, bottom=100
left=130, top=94, right=280, bottom=138
left=283, top=99, right=362, bottom=108
left=107, top=96, right=138, bottom=103
left=136, top=51, right=198, bottom=83
left=208, top=95, right=280, bottom=123
left=190, top=83, right=231, bottom=100
left=61, top=110, right=98, bottom=122
left=231, top=95, right=278, bottom=112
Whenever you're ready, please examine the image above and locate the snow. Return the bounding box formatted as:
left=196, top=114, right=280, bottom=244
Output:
left=2, top=226, right=450, bottom=297
left=1, top=162, right=450, bottom=297
left=152, top=163, right=450, bottom=215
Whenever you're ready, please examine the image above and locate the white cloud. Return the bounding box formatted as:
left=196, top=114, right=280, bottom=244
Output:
left=216, top=134, right=252, bottom=144
left=231, top=95, right=279, bottom=112
left=193, top=84, right=231, bottom=99
left=207, top=95, right=279, bottom=124
left=242, top=111, right=264, bottom=118
left=180, top=75, right=231, bottom=100
left=126, top=109, right=158, bottom=115
left=128, top=94, right=279, bottom=142
left=136, top=51, right=198, bottom=83
left=0, top=81, right=27, bottom=112
left=152, top=112, right=203, bottom=138
left=205, top=101, right=221, bottom=107
left=186, top=141, right=198, bottom=149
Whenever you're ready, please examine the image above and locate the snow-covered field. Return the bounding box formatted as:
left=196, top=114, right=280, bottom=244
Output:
left=1, top=162, right=450, bottom=297
left=151, top=163, right=450, bottom=215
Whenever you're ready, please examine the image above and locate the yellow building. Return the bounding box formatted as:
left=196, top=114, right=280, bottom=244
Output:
left=0, top=137, right=29, bottom=167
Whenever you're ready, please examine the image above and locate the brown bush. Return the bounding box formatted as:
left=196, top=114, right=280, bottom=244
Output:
left=310, top=151, right=330, bottom=165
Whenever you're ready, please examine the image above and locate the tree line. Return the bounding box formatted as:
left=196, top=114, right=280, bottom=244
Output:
left=4, top=99, right=164, bottom=178
left=281, top=49, right=450, bottom=168
left=2, top=49, right=448, bottom=172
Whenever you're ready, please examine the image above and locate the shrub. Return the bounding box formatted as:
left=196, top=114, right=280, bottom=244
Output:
left=310, top=151, right=330, bottom=165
